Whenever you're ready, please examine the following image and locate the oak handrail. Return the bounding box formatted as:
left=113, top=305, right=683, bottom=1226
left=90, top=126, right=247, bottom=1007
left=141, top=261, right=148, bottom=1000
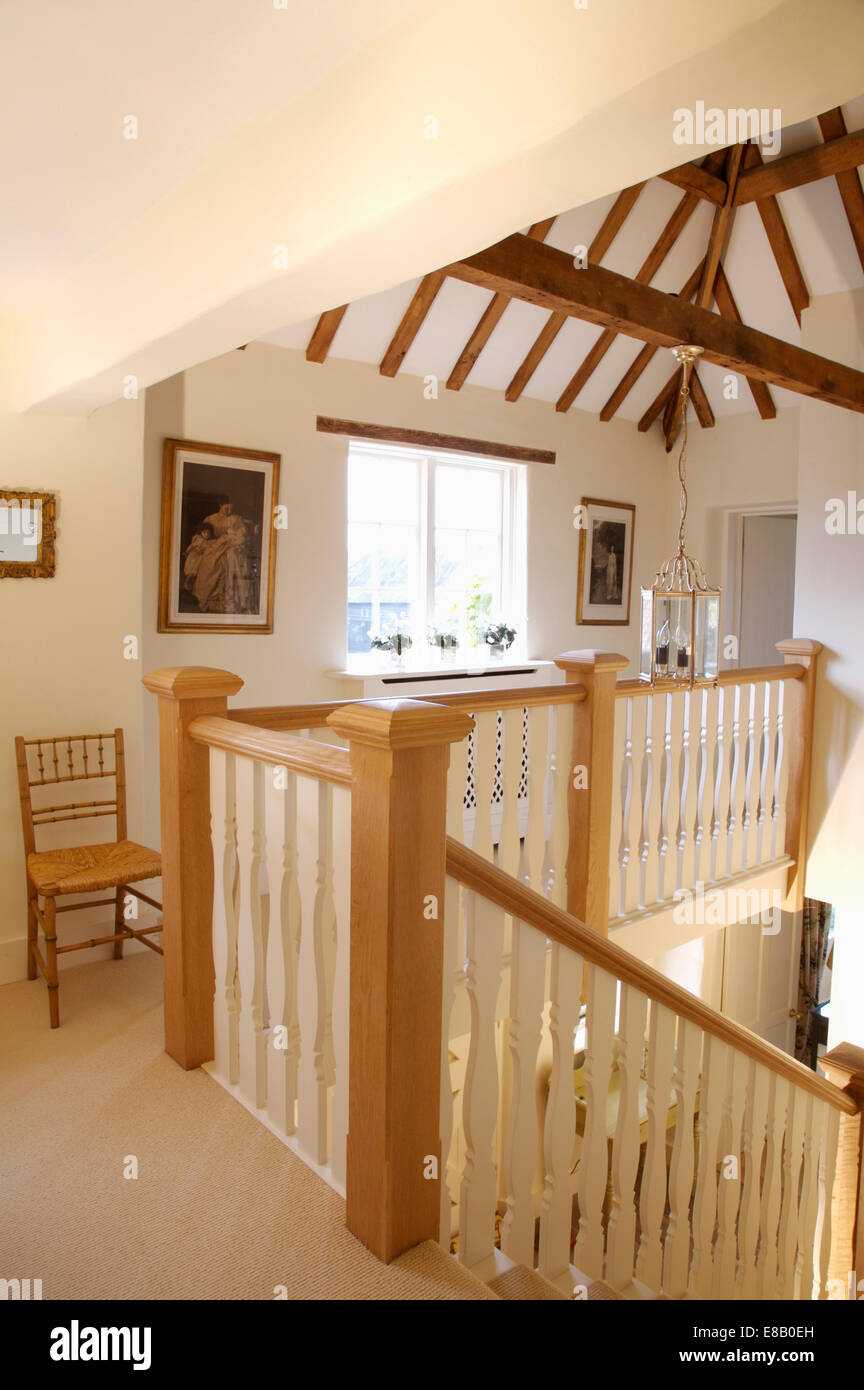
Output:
left=445, top=835, right=856, bottom=1116
left=228, top=681, right=587, bottom=731
left=615, top=664, right=806, bottom=698
left=188, top=715, right=352, bottom=787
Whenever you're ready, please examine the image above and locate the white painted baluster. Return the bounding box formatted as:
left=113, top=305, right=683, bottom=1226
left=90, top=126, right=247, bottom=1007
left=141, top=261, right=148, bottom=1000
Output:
left=617, top=697, right=635, bottom=917
left=211, top=749, right=239, bottom=1085
left=264, top=765, right=301, bottom=1136
left=737, top=1060, right=770, bottom=1299
left=656, top=693, right=675, bottom=903
left=549, top=703, right=573, bottom=909
left=498, top=708, right=523, bottom=878
left=725, top=684, right=744, bottom=878
left=500, top=917, right=547, bottom=1266
left=663, top=1019, right=701, bottom=1297
left=709, top=686, right=729, bottom=883
left=675, top=689, right=695, bottom=894
left=756, top=683, right=773, bottom=866
left=295, top=775, right=320, bottom=1165
left=637, top=695, right=656, bottom=911
left=523, top=705, right=549, bottom=894
left=329, top=783, right=351, bottom=1188
left=771, top=680, right=788, bottom=861
left=626, top=699, right=648, bottom=914
left=741, top=683, right=762, bottom=870
left=608, top=699, right=626, bottom=919
left=795, top=1092, right=819, bottom=1300
left=605, top=983, right=648, bottom=1290
left=309, top=780, right=338, bottom=1165
left=459, top=890, right=505, bottom=1271
left=643, top=693, right=664, bottom=912
left=756, top=1074, right=787, bottom=1299
left=472, top=711, right=497, bottom=864
left=713, top=1046, right=747, bottom=1297
left=691, top=687, right=712, bottom=886
left=446, top=715, right=470, bottom=846
left=235, top=756, right=267, bottom=1109
left=538, top=941, right=583, bottom=1287
left=777, top=1085, right=805, bottom=1300
left=636, top=1001, right=676, bottom=1290
left=573, top=966, right=617, bottom=1280
left=439, top=875, right=462, bottom=1247
left=690, top=1034, right=728, bottom=1298
left=814, top=1105, right=839, bottom=1301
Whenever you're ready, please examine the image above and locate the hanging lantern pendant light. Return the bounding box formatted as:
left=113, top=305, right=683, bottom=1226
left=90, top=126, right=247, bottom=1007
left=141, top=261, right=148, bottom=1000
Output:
left=639, top=345, right=721, bottom=687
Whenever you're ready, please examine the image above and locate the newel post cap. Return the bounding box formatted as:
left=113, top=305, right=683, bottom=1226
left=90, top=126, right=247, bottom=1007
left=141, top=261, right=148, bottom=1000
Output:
left=555, top=650, right=630, bottom=677
left=142, top=666, right=245, bottom=700
left=327, top=699, right=474, bottom=751
left=821, top=1043, right=864, bottom=1104
left=775, top=638, right=823, bottom=663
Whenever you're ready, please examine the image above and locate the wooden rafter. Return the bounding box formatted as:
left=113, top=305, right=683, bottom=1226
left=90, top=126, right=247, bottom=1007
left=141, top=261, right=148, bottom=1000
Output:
left=444, top=232, right=864, bottom=413
left=665, top=145, right=745, bottom=448
left=688, top=370, right=715, bottom=428
left=660, top=161, right=727, bottom=205
left=743, top=144, right=809, bottom=324
left=818, top=108, right=864, bottom=273
left=638, top=370, right=679, bottom=432
left=445, top=218, right=556, bottom=391
left=504, top=183, right=646, bottom=403
left=712, top=265, right=776, bottom=420
left=599, top=258, right=706, bottom=422
left=734, top=128, right=864, bottom=204
left=306, top=305, right=348, bottom=363
left=379, top=271, right=446, bottom=377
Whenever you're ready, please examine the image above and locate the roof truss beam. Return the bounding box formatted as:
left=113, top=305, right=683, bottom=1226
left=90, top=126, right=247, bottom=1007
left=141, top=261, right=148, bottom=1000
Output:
left=734, top=128, right=864, bottom=204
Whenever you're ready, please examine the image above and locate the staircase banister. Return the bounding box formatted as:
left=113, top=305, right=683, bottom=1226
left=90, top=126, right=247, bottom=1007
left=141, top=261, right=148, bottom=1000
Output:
left=188, top=714, right=351, bottom=786
left=445, top=836, right=856, bottom=1116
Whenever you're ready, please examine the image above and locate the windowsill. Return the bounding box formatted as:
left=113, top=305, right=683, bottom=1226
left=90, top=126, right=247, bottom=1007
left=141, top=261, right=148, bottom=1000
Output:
left=328, top=657, right=556, bottom=680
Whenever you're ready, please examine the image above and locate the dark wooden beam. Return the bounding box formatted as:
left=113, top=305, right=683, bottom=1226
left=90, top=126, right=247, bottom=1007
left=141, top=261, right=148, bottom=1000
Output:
left=660, top=162, right=727, bottom=206
left=306, top=305, right=348, bottom=363
left=735, top=129, right=864, bottom=205
left=504, top=183, right=646, bottom=403
left=445, top=218, right=556, bottom=391
left=689, top=370, right=715, bottom=428
left=639, top=370, right=679, bottom=432
left=599, top=258, right=706, bottom=422
left=712, top=264, right=776, bottom=420
left=743, top=144, right=809, bottom=324
left=444, top=232, right=864, bottom=414
left=818, top=109, right=864, bottom=274
left=696, top=144, right=744, bottom=308
left=315, top=416, right=555, bottom=465
left=379, top=271, right=446, bottom=377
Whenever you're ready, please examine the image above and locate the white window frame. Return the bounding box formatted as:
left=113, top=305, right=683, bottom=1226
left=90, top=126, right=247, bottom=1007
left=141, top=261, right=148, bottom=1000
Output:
left=347, top=439, right=527, bottom=660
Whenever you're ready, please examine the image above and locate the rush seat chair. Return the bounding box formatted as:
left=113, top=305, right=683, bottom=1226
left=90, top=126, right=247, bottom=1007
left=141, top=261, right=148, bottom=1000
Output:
left=15, top=729, right=163, bottom=1028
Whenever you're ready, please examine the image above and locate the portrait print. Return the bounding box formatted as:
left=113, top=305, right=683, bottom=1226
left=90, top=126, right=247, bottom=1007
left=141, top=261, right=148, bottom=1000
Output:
left=158, top=440, right=280, bottom=632
left=577, top=498, right=635, bottom=626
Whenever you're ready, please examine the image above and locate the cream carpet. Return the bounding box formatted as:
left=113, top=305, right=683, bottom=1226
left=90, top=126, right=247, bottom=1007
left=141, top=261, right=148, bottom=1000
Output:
left=0, top=953, right=497, bottom=1301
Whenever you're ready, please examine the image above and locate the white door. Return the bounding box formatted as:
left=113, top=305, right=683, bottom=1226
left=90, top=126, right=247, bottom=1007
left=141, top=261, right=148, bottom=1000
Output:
left=721, top=909, right=802, bottom=1054
left=738, top=514, right=797, bottom=667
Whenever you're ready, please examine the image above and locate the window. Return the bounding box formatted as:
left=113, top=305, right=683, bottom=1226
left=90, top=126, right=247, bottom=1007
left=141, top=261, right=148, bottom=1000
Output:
left=347, top=440, right=526, bottom=659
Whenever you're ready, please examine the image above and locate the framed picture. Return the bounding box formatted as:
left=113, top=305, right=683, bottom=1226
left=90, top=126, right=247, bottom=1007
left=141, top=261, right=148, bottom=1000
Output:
left=577, top=497, right=635, bottom=626
left=0, top=489, right=56, bottom=578
left=158, top=439, right=281, bottom=633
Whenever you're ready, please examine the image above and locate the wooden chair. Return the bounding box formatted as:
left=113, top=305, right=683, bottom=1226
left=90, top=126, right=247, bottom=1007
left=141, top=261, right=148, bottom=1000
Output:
left=15, top=729, right=163, bottom=1028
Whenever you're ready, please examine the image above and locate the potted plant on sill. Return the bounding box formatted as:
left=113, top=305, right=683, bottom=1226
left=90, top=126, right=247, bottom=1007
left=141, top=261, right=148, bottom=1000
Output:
left=428, top=628, right=460, bottom=663
left=370, top=630, right=413, bottom=670
left=484, top=622, right=517, bottom=660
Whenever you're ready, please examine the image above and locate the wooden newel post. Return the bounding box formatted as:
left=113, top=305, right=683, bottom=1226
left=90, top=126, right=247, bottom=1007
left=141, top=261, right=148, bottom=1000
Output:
left=554, top=651, right=628, bottom=935
left=775, top=638, right=822, bottom=912
left=821, top=1044, right=864, bottom=1295
left=327, top=698, right=474, bottom=1263
left=142, top=666, right=244, bottom=1070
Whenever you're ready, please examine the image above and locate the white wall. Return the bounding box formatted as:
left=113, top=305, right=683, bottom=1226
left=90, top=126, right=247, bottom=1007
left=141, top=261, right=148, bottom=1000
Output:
left=0, top=398, right=146, bottom=980
left=794, top=286, right=864, bottom=1049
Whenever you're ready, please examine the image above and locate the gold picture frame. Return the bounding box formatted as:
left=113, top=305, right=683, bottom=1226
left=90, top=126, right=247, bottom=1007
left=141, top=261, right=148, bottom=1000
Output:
left=576, top=496, right=635, bottom=626
left=158, top=438, right=281, bottom=634
left=0, top=489, right=57, bottom=578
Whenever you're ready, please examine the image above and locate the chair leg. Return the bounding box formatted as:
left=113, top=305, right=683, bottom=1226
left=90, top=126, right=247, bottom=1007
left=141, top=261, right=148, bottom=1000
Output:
left=114, top=886, right=127, bottom=959
left=26, top=882, right=38, bottom=980
left=43, top=896, right=59, bottom=1029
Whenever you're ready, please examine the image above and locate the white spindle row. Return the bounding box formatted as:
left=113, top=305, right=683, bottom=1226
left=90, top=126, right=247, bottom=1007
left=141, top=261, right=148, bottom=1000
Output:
left=208, top=747, right=351, bottom=1192
left=610, top=681, right=790, bottom=922
left=447, top=703, right=574, bottom=906
left=442, top=875, right=840, bottom=1298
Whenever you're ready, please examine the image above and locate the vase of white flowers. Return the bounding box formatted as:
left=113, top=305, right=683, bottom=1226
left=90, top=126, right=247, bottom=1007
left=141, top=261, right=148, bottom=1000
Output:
left=484, top=622, right=517, bottom=659
left=428, top=629, right=459, bottom=664
left=370, top=631, right=413, bottom=670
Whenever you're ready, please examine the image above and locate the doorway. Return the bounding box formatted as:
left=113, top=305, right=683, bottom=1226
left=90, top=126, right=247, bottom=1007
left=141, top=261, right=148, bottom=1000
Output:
left=728, top=509, right=797, bottom=667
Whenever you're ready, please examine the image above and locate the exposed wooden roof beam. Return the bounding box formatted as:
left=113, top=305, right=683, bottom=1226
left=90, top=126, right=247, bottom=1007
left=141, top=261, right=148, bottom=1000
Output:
left=306, top=305, right=348, bottom=363
left=379, top=271, right=446, bottom=377
left=445, top=218, right=556, bottom=391
left=599, top=258, right=706, bottom=422
left=504, top=183, right=646, bottom=403
left=743, top=144, right=809, bottom=324
left=712, top=264, right=776, bottom=420
left=444, top=233, right=864, bottom=413
left=659, top=161, right=727, bottom=205
left=688, top=370, right=715, bottom=428
left=638, top=370, right=679, bottom=432
left=734, top=129, right=864, bottom=204
left=818, top=108, right=864, bottom=274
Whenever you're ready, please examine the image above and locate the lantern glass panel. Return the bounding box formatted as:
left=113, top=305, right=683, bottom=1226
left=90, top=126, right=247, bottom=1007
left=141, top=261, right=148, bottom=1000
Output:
left=640, top=589, right=653, bottom=680
left=694, top=592, right=720, bottom=680
left=670, top=595, right=692, bottom=680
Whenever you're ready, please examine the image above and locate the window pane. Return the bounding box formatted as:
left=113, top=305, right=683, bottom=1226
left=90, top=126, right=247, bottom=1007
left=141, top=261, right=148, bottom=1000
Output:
left=349, top=454, right=419, bottom=524
left=436, top=463, right=501, bottom=531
